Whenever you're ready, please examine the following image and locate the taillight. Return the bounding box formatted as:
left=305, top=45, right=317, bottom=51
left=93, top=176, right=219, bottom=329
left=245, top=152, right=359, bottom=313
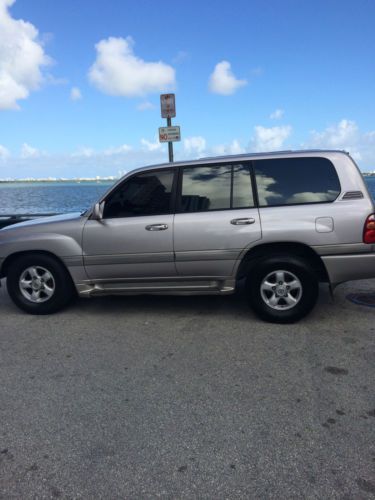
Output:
left=364, top=214, right=375, bottom=243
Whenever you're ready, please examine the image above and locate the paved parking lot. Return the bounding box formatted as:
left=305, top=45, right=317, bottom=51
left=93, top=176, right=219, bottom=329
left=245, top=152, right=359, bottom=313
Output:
left=0, top=278, right=374, bottom=499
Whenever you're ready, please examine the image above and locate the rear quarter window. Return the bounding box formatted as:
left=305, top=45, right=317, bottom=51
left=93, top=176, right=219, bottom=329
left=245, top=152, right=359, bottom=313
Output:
left=254, top=157, right=341, bottom=207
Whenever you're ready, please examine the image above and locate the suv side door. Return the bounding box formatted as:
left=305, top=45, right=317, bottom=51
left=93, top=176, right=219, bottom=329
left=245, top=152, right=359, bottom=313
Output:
left=173, top=162, right=262, bottom=277
left=82, top=168, right=177, bottom=280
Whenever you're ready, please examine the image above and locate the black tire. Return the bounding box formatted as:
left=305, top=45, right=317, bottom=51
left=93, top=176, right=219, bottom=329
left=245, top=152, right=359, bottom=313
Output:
left=247, top=256, right=319, bottom=323
left=6, top=253, right=75, bottom=315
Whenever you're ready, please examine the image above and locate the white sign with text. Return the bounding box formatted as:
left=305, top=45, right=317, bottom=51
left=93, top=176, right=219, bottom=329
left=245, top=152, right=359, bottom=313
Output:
left=159, top=126, right=181, bottom=142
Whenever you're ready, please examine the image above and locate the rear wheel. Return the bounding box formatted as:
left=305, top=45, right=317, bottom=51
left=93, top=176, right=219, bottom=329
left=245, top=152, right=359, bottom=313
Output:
left=6, top=254, right=75, bottom=314
left=247, top=256, right=319, bottom=323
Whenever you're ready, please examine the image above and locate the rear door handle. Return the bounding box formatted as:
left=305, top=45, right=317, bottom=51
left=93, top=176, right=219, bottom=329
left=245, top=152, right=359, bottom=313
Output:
left=145, top=224, right=168, bottom=231
left=230, top=218, right=255, bottom=225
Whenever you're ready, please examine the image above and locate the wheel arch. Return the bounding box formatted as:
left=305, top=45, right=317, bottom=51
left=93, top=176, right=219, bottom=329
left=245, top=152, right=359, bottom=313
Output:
left=236, top=242, right=330, bottom=283
left=1, top=250, right=74, bottom=283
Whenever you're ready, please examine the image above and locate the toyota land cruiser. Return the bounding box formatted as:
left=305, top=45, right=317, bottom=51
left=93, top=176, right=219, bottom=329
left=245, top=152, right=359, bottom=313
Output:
left=0, top=150, right=374, bottom=323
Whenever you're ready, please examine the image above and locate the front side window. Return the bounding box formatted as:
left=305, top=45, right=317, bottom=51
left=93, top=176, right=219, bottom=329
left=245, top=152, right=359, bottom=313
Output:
left=254, top=157, right=341, bottom=206
left=179, top=163, right=254, bottom=213
left=103, top=169, right=174, bottom=218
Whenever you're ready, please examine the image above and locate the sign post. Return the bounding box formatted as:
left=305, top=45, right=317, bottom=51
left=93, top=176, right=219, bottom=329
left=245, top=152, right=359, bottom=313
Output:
left=160, top=94, right=179, bottom=163
left=167, top=116, right=174, bottom=163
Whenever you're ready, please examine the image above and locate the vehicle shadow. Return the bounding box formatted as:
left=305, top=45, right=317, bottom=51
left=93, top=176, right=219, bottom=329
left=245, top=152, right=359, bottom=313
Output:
left=67, top=281, right=334, bottom=320
left=0, top=278, right=363, bottom=325
left=73, top=287, right=250, bottom=318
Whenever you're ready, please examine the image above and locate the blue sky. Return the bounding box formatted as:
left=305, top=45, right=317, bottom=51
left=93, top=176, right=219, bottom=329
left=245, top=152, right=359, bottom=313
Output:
left=0, top=0, right=375, bottom=178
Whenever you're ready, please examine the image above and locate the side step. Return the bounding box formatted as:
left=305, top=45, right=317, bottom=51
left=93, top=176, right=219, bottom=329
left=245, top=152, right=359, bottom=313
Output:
left=77, top=279, right=236, bottom=297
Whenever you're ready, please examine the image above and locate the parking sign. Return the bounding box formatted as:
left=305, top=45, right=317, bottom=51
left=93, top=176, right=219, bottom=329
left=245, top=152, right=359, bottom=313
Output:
left=160, top=94, right=176, bottom=118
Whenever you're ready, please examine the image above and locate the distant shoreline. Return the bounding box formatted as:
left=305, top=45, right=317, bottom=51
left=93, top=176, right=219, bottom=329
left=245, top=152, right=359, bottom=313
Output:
left=0, top=178, right=117, bottom=184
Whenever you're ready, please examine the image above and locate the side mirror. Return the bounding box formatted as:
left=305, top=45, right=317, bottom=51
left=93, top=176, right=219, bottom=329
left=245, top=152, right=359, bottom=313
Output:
left=92, top=201, right=105, bottom=220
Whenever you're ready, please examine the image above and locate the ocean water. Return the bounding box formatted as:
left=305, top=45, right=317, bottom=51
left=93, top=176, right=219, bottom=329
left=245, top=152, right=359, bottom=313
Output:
left=0, top=181, right=114, bottom=214
left=0, top=177, right=374, bottom=215
left=365, top=176, right=375, bottom=199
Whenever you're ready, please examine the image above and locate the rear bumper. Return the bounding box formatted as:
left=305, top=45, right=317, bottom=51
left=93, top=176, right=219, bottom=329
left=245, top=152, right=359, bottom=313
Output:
left=322, top=253, right=375, bottom=284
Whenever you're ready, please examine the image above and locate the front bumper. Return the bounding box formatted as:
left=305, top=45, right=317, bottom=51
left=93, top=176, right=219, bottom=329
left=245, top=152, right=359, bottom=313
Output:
left=322, top=253, right=375, bottom=284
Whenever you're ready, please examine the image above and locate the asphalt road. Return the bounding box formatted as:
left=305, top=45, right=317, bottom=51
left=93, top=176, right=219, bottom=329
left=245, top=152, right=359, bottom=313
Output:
left=0, top=278, right=374, bottom=499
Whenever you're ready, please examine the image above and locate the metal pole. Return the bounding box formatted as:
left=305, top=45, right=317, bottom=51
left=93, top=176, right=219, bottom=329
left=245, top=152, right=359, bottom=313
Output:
left=167, top=117, right=174, bottom=163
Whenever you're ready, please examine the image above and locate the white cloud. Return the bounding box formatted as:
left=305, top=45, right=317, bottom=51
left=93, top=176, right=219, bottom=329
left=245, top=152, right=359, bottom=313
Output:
left=0, top=0, right=51, bottom=110
left=212, top=139, right=245, bottom=156
left=70, top=87, right=82, bottom=101
left=228, top=140, right=245, bottom=154
left=310, top=119, right=357, bottom=148
left=137, top=101, right=154, bottom=111
left=183, top=136, right=206, bottom=155
left=251, top=125, right=292, bottom=152
left=172, top=51, right=190, bottom=64
left=307, top=119, right=375, bottom=164
left=0, top=144, right=10, bottom=160
left=71, top=147, right=95, bottom=158
left=211, top=145, right=226, bottom=155
left=209, top=61, right=247, bottom=95
left=308, top=119, right=360, bottom=158
left=0, top=143, right=169, bottom=179
left=141, top=138, right=163, bottom=152
left=104, top=144, right=132, bottom=155
left=88, top=36, right=176, bottom=97
left=2, top=121, right=375, bottom=180
left=20, top=143, right=40, bottom=159
left=270, top=108, right=284, bottom=120
left=45, top=75, right=68, bottom=86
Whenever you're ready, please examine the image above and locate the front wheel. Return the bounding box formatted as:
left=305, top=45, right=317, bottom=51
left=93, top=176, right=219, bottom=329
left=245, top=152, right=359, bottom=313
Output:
left=7, top=254, right=75, bottom=314
left=247, top=256, right=319, bottom=323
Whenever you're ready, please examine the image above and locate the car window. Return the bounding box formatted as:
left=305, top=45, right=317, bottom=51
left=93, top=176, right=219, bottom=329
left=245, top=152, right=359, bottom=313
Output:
left=179, top=163, right=254, bottom=212
left=232, top=164, right=254, bottom=208
left=103, top=169, right=174, bottom=218
left=254, top=157, right=341, bottom=206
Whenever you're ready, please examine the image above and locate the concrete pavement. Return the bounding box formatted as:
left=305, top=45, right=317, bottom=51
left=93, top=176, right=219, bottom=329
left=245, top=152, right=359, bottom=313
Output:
left=0, top=279, right=374, bottom=499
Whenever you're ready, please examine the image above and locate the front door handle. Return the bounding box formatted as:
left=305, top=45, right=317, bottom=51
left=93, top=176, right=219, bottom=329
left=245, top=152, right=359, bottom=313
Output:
left=230, top=218, right=255, bottom=225
left=145, top=224, right=168, bottom=231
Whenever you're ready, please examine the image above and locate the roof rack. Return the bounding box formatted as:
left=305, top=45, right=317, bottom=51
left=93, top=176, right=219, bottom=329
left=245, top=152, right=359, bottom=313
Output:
left=134, top=149, right=350, bottom=172
left=189, top=149, right=349, bottom=163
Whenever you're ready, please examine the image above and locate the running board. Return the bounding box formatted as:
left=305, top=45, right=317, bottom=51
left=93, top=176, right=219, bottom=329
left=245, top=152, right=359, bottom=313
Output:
left=77, top=279, right=235, bottom=297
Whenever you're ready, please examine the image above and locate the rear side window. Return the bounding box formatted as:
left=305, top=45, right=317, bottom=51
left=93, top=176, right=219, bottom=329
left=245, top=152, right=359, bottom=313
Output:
left=179, top=163, right=254, bottom=213
left=254, top=157, right=341, bottom=206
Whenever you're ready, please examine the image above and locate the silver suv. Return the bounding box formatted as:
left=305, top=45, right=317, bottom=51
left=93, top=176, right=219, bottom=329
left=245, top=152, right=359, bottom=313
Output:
left=1, top=150, right=374, bottom=323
